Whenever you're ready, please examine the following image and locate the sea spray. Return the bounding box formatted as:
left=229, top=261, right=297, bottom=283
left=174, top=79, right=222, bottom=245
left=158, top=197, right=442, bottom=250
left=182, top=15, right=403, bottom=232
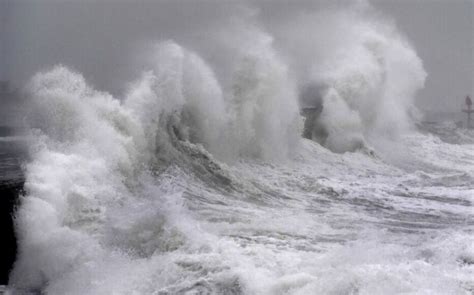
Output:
left=10, top=3, right=473, bottom=294
left=126, top=37, right=301, bottom=162
left=273, top=7, right=426, bottom=152
left=11, top=66, right=141, bottom=291
left=10, top=34, right=303, bottom=291
left=212, top=17, right=301, bottom=160
left=125, top=41, right=230, bottom=161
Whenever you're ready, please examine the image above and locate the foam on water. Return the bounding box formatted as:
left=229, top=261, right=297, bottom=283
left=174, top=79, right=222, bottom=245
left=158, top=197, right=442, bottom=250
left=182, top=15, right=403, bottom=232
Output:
left=8, top=3, right=474, bottom=294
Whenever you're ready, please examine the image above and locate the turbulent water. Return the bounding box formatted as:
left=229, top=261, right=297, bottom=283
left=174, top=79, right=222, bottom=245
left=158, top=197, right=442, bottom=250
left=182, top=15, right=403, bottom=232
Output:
left=6, top=4, right=474, bottom=295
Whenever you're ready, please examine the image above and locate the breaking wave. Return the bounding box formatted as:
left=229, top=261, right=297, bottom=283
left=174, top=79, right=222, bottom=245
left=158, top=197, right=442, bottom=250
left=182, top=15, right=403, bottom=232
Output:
left=8, top=3, right=473, bottom=295
left=277, top=7, right=426, bottom=152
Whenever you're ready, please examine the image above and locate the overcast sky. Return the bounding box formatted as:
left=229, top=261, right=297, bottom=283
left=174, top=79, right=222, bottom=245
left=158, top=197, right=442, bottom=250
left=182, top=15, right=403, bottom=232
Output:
left=374, top=0, right=473, bottom=113
left=1, top=0, right=473, bottom=124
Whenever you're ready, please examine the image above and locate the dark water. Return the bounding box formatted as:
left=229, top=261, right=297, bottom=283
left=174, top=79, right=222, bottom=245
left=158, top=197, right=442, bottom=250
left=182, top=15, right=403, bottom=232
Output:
left=0, top=134, right=26, bottom=285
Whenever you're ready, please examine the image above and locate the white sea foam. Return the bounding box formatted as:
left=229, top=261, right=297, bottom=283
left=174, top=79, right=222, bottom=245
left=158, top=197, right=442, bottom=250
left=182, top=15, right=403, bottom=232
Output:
left=8, top=3, right=474, bottom=295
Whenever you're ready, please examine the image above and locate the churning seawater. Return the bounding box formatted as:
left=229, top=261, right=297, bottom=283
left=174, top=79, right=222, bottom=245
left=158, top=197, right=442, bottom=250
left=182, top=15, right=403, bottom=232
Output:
left=5, top=3, right=474, bottom=294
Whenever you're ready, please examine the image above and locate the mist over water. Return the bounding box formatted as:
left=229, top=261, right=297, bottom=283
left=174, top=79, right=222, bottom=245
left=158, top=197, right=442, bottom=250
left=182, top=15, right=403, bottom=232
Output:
left=7, top=1, right=474, bottom=294
left=273, top=7, right=427, bottom=152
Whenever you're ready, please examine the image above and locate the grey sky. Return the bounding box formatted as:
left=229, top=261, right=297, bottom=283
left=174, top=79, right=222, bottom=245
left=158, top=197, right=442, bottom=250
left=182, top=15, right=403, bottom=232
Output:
left=1, top=0, right=473, bottom=124
left=374, top=0, right=473, bottom=113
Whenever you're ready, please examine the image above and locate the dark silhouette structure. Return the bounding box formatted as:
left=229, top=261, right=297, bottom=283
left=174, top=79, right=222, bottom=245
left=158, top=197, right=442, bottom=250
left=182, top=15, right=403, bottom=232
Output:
left=462, top=95, right=473, bottom=129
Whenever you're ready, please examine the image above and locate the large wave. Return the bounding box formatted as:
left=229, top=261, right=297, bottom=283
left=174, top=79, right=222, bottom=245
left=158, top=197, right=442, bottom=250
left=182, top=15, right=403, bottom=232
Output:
left=11, top=23, right=301, bottom=291
left=10, top=3, right=472, bottom=295
left=274, top=5, right=426, bottom=152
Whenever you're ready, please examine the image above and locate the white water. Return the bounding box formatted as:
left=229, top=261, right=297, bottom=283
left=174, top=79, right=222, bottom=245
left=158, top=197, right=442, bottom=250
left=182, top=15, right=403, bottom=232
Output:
left=9, top=3, right=474, bottom=295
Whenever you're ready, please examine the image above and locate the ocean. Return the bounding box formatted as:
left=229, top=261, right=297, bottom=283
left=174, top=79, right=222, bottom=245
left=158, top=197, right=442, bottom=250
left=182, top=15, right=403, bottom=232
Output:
left=1, top=117, right=473, bottom=294
left=2, top=7, right=474, bottom=293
